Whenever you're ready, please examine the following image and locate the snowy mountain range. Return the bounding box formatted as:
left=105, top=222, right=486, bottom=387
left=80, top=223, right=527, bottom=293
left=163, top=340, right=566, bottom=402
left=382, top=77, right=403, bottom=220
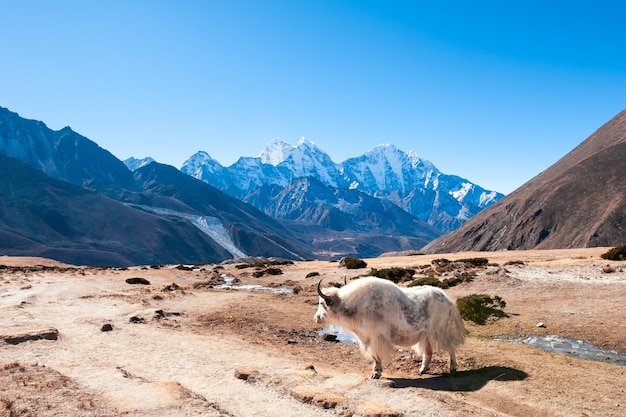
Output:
left=180, top=137, right=503, bottom=233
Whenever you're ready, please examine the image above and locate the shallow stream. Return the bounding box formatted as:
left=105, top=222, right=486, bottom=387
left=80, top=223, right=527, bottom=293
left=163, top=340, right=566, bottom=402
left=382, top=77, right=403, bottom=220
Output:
left=495, top=335, right=626, bottom=366
left=319, top=326, right=359, bottom=344
left=317, top=328, right=626, bottom=366
left=214, top=275, right=293, bottom=294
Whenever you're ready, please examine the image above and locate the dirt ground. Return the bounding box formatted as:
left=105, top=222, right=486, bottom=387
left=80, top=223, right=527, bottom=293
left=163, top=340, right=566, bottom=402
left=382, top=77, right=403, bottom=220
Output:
left=1, top=248, right=625, bottom=416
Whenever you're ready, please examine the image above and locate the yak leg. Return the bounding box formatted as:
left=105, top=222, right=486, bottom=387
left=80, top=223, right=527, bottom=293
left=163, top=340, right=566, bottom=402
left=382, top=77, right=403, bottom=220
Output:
left=372, top=358, right=383, bottom=379
left=449, top=350, right=458, bottom=375
left=418, top=341, right=432, bottom=375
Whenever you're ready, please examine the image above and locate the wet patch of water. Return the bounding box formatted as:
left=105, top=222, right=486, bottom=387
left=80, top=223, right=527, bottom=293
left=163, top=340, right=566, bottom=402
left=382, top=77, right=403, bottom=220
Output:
left=214, top=275, right=293, bottom=294
left=495, top=335, right=626, bottom=366
left=319, top=326, right=360, bottom=344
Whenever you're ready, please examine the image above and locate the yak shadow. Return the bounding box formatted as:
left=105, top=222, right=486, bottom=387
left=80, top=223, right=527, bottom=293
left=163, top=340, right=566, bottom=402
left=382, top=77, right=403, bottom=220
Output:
left=388, top=366, right=528, bottom=392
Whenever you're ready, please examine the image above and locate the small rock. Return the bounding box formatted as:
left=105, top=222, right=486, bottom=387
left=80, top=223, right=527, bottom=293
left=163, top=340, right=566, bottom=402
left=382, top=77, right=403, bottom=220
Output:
left=291, top=386, right=346, bottom=409
left=163, top=283, right=181, bottom=291
left=101, top=324, right=113, bottom=332
left=125, top=277, right=150, bottom=285
left=154, top=310, right=181, bottom=319
left=287, top=339, right=297, bottom=345
left=234, top=367, right=259, bottom=381
left=1, top=327, right=59, bottom=345
left=303, top=363, right=316, bottom=371
left=323, top=333, right=338, bottom=342
left=537, top=322, right=546, bottom=328
left=129, top=316, right=145, bottom=324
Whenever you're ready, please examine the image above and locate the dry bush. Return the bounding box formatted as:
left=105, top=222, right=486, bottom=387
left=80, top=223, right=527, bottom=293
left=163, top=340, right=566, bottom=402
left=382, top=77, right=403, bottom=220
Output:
left=457, top=294, right=507, bottom=325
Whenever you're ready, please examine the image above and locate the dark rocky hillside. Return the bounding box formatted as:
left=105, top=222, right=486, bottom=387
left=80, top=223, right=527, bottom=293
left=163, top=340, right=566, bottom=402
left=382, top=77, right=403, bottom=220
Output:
left=424, top=109, right=626, bottom=252
left=0, top=154, right=234, bottom=266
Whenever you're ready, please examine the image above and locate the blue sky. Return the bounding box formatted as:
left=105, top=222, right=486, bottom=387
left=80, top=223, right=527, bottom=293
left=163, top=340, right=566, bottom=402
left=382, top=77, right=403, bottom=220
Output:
left=1, top=1, right=625, bottom=194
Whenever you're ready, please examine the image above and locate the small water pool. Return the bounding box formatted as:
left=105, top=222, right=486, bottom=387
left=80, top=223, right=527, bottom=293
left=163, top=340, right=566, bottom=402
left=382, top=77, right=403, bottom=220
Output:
left=214, top=275, right=293, bottom=294
left=319, top=326, right=360, bottom=344
left=495, top=335, right=626, bottom=366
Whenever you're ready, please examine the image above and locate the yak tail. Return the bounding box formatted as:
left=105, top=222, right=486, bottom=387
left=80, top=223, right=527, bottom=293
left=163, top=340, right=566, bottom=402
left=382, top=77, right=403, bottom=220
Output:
left=436, top=302, right=466, bottom=353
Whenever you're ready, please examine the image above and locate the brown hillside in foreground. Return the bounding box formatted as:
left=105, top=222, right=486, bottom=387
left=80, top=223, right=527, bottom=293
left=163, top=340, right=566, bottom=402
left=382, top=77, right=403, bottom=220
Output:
left=424, top=109, right=626, bottom=252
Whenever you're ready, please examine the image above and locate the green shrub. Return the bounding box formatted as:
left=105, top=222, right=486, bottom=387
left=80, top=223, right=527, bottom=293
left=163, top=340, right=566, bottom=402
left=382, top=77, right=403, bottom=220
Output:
left=408, top=270, right=474, bottom=289
left=457, top=257, right=489, bottom=267
left=370, top=267, right=415, bottom=283
left=457, top=294, right=507, bottom=325
left=431, top=258, right=451, bottom=267
left=341, top=257, right=368, bottom=269
left=408, top=277, right=442, bottom=287
left=600, top=244, right=626, bottom=261
left=457, top=271, right=475, bottom=282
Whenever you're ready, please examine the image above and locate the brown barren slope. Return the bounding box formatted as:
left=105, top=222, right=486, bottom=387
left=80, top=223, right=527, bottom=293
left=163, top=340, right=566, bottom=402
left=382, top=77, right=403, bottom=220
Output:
left=425, top=110, right=626, bottom=253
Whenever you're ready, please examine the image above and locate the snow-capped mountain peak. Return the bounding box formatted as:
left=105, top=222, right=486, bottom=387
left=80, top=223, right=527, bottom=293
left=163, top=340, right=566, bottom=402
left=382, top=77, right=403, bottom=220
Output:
left=280, top=137, right=340, bottom=187
left=407, top=150, right=421, bottom=168
left=259, top=137, right=296, bottom=166
left=297, top=136, right=314, bottom=146
left=124, top=156, right=155, bottom=171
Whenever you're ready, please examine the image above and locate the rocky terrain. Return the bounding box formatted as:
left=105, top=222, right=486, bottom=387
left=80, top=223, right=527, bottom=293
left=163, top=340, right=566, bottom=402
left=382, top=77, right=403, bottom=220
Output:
left=1, top=249, right=625, bottom=416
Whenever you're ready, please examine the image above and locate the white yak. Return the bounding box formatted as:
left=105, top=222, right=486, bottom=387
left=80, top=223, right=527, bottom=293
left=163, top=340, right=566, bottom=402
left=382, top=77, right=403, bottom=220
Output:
left=314, top=277, right=466, bottom=379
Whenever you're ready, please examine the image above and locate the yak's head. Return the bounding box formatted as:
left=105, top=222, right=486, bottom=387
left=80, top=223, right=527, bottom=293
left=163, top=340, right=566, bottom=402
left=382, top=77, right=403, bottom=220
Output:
left=314, top=279, right=341, bottom=323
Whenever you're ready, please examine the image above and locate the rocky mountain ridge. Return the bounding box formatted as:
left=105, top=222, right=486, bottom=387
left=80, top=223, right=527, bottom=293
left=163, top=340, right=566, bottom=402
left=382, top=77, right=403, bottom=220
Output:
left=181, top=137, right=503, bottom=233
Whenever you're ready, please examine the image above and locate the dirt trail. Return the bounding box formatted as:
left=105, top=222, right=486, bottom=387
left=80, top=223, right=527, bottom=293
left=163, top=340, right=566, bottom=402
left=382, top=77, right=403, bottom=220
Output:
left=1, top=249, right=625, bottom=416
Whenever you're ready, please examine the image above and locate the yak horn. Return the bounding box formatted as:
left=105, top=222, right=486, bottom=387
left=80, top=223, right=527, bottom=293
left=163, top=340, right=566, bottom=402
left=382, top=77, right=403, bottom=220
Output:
left=317, top=279, right=334, bottom=305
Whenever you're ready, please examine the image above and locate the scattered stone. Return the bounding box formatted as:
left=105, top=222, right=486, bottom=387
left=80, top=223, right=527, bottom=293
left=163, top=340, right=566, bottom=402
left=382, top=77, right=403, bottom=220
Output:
left=125, top=277, right=150, bottom=285
left=100, top=324, right=113, bottom=332
left=163, top=283, right=181, bottom=291
left=291, top=385, right=347, bottom=409
left=355, top=401, right=402, bottom=417
left=129, top=316, right=145, bottom=324
left=287, top=339, right=297, bottom=345
left=154, top=310, right=182, bottom=319
left=303, top=363, right=316, bottom=371
left=537, top=322, right=546, bottom=328
left=1, top=327, right=59, bottom=345
left=323, top=333, right=338, bottom=342
left=234, top=367, right=260, bottom=381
